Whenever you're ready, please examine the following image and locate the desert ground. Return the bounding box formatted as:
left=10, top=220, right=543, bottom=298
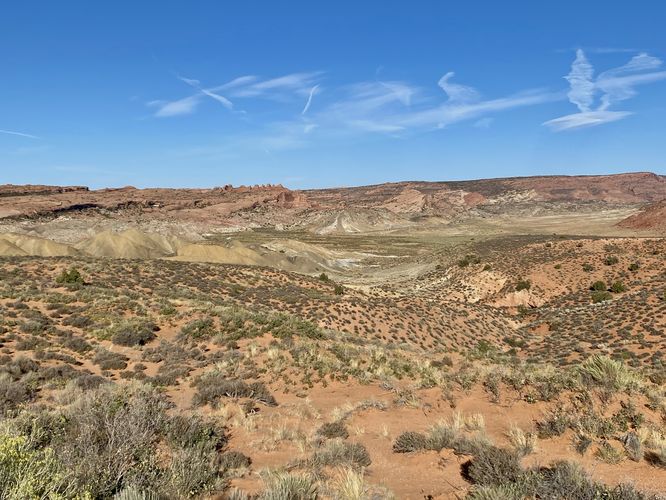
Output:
left=1, top=173, right=666, bottom=499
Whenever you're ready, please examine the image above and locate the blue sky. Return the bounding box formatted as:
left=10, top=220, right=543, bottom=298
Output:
left=1, top=1, right=665, bottom=189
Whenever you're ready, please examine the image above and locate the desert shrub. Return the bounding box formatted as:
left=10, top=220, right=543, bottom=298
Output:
left=193, top=374, right=277, bottom=407
left=464, top=446, right=522, bottom=486
left=56, top=267, right=84, bottom=285
left=580, top=355, right=637, bottom=392
left=317, top=421, right=349, bottom=440
left=263, top=314, right=323, bottom=340
left=66, top=385, right=168, bottom=493
left=573, top=433, right=593, bottom=455
left=74, top=374, right=107, bottom=391
left=19, top=320, right=49, bottom=335
left=613, top=401, right=644, bottom=431
left=62, top=334, right=92, bottom=353
left=150, top=363, right=190, bottom=387
left=334, top=284, right=345, bottom=296
left=591, top=291, right=612, bottom=303
left=259, top=471, right=318, bottom=500
left=219, top=450, right=251, bottom=471
left=629, top=262, right=640, bottom=272
left=63, top=315, right=92, bottom=329
left=515, top=280, right=531, bottom=292
left=111, top=318, right=158, bottom=347
left=594, top=441, right=624, bottom=464
left=582, top=263, right=594, bottom=272
left=426, top=425, right=457, bottom=452
left=507, top=426, right=536, bottom=456
left=0, top=432, right=72, bottom=498
left=180, top=317, right=216, bottom=339
left=166, top=444, right=220, bottom=497
left=467, top=483, right=524, bottom=499
left=452, top=434, right=493, bottom=456
left=318, top=273, right=329, bottom=282
left=591, top=280, right=607, bottom=291
left=0, top=356, right=39, bottom=379
left=393, top=431, right=429, bottom=453
left=483, top=373, right=501, bottom=402
left=458, top=254, right=480, bottom=267
left=166, top=413, right=228, bottom=451
left=0, top=373, right=34, bottom=414
left=114, top=485, right=160, bottom=500
left=308, top=440, right=371, bottom=469
left=610, top=281, right=627, bottom=293
left=604, top=255, right=619, bottom=266
left=524, top=461, right=643, bottom=499
left=536, top=411, right=569, bottom=439
left=93, top=348, right=129, bottom=371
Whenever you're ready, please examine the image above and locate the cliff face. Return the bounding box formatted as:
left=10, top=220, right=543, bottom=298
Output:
left=1, top=172, right=664, bottom=228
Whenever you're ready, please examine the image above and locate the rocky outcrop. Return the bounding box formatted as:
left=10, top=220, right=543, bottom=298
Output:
left=2, top=172, right=665, bottom=230
left=618, top=200, right=666, bottom=231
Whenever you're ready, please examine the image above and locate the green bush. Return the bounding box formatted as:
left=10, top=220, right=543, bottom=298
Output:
left=610, top=281, right=627, bottom=293
left=0, top=432, right=71, bottom=498
left=56, top=267, right=84, bottom=285
left=590, top=281, right=607, bottom=291
left=180, top=317, right=216, bottom=339
left=515, top=280, right=531, bottom=292
left=591, top=291, right=612, bottom=303
left=604, top=255, right=619, bottom=266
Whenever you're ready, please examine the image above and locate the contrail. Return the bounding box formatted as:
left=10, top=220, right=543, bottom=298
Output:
left=178, top=76, right=234, bottom=110
left=0, top=129, right=39, bottom=139
left=301, top=84, right=319, bottom=115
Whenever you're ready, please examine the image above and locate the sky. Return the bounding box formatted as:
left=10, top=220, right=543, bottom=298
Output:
left=1, top=1, right=666, bottom=189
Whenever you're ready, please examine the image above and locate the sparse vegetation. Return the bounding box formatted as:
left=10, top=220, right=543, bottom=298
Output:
left=0, top=233, right=665, bottom=498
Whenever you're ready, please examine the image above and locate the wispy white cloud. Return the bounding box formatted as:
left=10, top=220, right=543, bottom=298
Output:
left=148, top=72, right=322, bottom=117
left=301, top=84, right=320, bottom=115
left=565, top=49, right=595, bottom=112
left=227, top=72, right=322, bottom=98
left=398, top=87, right=560, bottom=130
left=178, top=76, right=234, bottom=110
left=0, top=129, right=39, bottom=139
left=148, top=95, right=201, bottom=117
left=544, top=111, right=632, bottom=132
left=545, top=50, right=666, bottom=131
left=438, top=72, right=480, bottom=103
